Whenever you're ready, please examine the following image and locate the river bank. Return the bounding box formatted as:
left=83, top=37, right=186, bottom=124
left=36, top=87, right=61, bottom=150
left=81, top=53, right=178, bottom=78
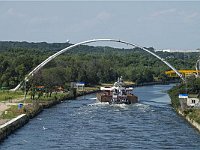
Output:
left=176, top=109, right=200, bottom=132
left=132, top=80, right=179, bottom=87
left=0, top=89, right=99, bottom=142
left=172, top=108, right=200, bottom=133
left=168, top=85, right=200, bottom=133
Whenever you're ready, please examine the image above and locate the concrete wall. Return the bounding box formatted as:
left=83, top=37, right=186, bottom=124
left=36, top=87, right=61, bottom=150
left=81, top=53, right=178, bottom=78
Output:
left=0, top=114, right=29, bottom=142
left=177, top=109, right=200, bottom=133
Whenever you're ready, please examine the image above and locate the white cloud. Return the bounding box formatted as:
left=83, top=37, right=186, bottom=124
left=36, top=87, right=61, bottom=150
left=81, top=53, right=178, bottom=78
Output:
left=185, top=12, right=200, bottom=20
left=5, top=8, right=27, bottom=18
left=96, top=11, right=112, bottom=21
left=151, top=8, right=177, bottom=17
left=178, top=11, right=200, bottom=23
left=64, top=11, right=112, bottom=34
left=145, top=8, right=200, bottom=24
left=28, top=16, right=60, bottom=25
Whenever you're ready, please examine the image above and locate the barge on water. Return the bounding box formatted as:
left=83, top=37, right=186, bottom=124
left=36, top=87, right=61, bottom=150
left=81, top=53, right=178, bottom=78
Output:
left=96, top=77, right=138, bottom=104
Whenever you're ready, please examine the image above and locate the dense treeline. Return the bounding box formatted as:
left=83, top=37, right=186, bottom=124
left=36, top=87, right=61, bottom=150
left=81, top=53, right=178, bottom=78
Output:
left=0, top=41, right=199, bottom=89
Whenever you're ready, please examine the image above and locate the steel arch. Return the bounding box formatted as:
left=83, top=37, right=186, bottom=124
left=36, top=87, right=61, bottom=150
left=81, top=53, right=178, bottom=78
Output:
left=12, top=39, right=184, bottom=91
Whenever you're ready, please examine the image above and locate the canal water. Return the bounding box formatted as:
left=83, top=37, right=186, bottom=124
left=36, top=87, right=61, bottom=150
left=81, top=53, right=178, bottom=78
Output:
left=1, top=84, right=200, bottom=150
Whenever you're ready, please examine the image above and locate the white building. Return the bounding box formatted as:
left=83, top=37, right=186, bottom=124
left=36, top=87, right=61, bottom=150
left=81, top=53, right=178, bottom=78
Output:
left=179, top=94, right=200, bottom=109
left=187, top=97, right=200, bottom=107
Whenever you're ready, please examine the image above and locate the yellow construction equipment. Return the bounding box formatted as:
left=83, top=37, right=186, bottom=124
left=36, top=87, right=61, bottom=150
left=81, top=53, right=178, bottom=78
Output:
left=165, top=70, right=200, bottom=77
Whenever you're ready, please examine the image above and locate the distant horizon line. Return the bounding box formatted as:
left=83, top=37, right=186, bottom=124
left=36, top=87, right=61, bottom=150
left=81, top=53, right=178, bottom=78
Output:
left=0, top=40, right=199, bottom=50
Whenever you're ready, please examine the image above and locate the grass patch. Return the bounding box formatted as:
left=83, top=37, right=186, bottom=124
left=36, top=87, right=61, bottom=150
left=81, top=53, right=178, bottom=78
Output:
left=24, top=92, right=70, bottom=103
left=0, top=90, right=24, bottom=102
left=186, top=109, right=200, bottom=124
left=83, top=87, right=99, bottom=92
left=0, top=105, right=25, bottom=119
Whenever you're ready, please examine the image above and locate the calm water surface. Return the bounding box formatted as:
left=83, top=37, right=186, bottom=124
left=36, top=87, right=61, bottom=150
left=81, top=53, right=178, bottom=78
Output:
left=1, top=84, right=200, bottom=150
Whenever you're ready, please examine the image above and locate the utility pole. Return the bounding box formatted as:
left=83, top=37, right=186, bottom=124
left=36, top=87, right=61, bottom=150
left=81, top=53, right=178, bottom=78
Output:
left=23, top=78, right=28, bottom=103
left=185, top=77, right=188, bottom=94
left=196, top=56, right=200, bottom=78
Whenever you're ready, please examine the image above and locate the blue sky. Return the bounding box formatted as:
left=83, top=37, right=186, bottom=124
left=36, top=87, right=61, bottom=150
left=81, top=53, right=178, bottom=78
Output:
left=0, top=1, right=200, bottom=49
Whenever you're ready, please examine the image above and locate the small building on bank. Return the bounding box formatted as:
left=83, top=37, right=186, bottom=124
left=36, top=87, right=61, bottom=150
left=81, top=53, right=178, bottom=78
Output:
left=179, top=94, right=200, bottom=109
left=71, top=82, right=85, bottom=91
left=187, top=94, right=200, bottom=107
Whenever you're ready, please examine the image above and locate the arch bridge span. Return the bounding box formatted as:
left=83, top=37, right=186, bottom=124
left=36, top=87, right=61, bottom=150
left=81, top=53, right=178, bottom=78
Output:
left=12, top=39, right=184, bottom=91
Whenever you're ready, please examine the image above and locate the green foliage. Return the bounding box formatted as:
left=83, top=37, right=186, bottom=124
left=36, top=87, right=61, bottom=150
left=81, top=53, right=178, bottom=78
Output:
left=168, top=84, right=184, bottom=108
left=0, top=105, right=24, bottom=119
left=0, top=90, right=24, bottom=102
left=187, top=109, right=200, bottom=124
left=186, top=76, right=200, bottom=94
left=0, top=41, right=199, bottom=90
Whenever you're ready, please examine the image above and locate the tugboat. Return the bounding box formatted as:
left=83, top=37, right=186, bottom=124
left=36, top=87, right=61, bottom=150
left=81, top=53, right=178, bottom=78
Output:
left=96, top=76, right=138, bottom=104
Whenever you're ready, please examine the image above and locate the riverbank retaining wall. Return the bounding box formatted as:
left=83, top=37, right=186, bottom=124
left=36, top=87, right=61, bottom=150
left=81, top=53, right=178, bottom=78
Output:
left=168, top=84, right=200, bottom=133
left=0, top=114, right=29, bottom=142
left=177, top=109, right=200, bottom=132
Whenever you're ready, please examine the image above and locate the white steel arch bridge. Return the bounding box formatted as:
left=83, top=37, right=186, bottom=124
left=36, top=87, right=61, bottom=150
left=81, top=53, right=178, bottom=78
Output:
left=12, top=39, right=185, bottom=91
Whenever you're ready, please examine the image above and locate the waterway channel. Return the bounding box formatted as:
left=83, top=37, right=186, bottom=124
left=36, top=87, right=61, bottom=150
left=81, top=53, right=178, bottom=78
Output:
left=1, top=84, right=200, bottom=149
